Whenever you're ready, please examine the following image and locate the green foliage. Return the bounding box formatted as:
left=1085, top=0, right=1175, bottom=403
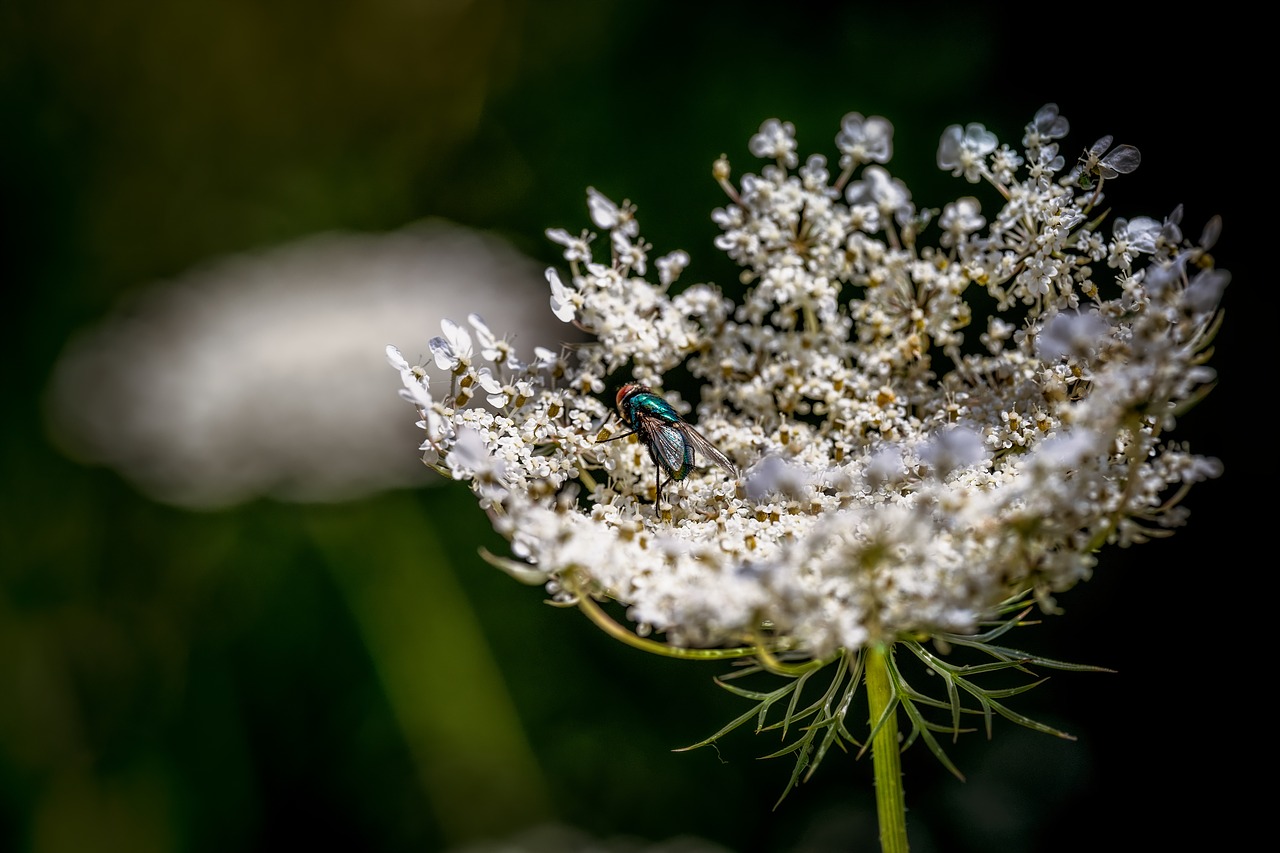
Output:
left=679, top=598, right=1110, bottom=803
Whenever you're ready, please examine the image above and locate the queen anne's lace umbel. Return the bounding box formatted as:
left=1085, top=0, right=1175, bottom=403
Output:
left=388, top=104, right=1226, bottom=659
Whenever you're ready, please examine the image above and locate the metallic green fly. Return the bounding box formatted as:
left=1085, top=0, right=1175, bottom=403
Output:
left=601, top=382, right=738, bottom=503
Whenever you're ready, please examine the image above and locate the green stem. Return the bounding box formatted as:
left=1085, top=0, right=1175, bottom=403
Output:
left=574, top=586, right=755, bottom=661
left=867, top=644, right=909, bottom=853
left=304, top=498, right=552, bottom=843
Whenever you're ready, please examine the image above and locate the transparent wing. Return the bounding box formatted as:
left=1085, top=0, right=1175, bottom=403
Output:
left=677, top=423, right=738, bottom=477
left=641, top=419, right=693, bottom=478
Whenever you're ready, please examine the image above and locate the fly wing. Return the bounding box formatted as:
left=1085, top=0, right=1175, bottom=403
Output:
left=678, top=423, right=738, bottom=478
left=636, top=415, right=693, bottom=479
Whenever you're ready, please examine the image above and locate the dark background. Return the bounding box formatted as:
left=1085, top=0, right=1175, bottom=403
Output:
left=2, top=3, right=1251, bottom=851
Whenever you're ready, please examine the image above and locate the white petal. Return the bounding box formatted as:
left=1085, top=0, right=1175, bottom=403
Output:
left=385, top=344, right=409, bottom=371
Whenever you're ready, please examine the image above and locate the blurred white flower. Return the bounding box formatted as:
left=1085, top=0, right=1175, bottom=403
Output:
left=1036, top=310, right=1111, bottom=362
left=44, top=220, right=567, bottom=509
left=835, top=111, right=893, bottom=170
left=748, top=118, right=799, bottom=168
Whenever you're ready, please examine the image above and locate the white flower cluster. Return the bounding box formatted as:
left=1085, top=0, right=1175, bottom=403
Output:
left=44, top=220, right=560, bottom=508
left=388, top=104, right=1227, bottom=657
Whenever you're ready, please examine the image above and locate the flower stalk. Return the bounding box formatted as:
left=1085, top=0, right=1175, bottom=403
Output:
left=867, top=644, right=908, bottom=853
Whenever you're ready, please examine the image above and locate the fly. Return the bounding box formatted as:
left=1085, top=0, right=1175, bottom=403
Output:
left=601, top=382, right=738, bottom=504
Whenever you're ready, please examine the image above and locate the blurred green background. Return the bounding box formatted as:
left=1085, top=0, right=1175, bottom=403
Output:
left=2, top=2, right=1246, bottom=851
